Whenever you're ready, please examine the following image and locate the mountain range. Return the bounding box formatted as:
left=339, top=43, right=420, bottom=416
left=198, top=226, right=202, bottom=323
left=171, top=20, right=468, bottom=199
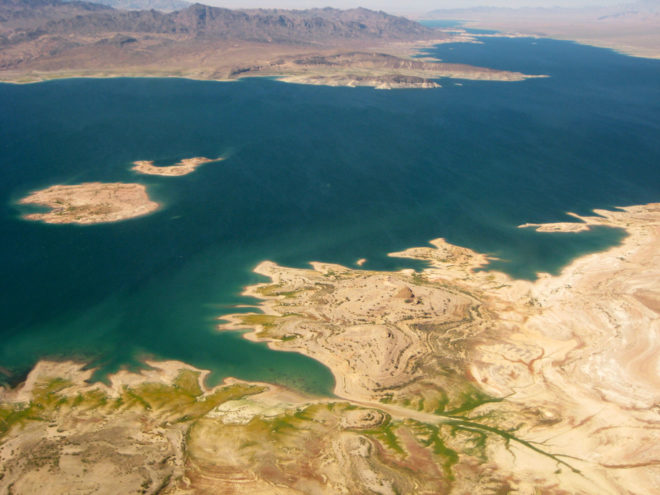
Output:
left=1, top=0, right=436, bottom=43
left=0, top=0, right=467, bottom=87
left=63, top=0, right=190, bottom=12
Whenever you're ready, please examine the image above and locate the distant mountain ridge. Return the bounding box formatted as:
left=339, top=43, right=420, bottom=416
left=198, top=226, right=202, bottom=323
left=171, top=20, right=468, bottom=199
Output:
left=1, top=1, right=436, bottom=44
left=0, top=0, right=111, bottom=34
left=0, top=0, right=468, bottom=87
left=425, top=0, right=659, bottom=19
left=63, top=0, right=190, bottom=13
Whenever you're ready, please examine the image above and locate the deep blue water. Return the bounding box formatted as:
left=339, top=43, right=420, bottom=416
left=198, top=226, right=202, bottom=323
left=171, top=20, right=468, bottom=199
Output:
left=1, top=36, right=658, bottom=393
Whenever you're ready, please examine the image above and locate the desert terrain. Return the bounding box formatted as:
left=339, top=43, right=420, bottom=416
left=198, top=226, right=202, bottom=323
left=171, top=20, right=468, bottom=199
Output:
left=424, top=2, right=660, bottom=59
left=3, top=2, right=659, bottom=492
left=0, top=1, right=546, bottom=87
left=2, top=203, right=658, bottom=493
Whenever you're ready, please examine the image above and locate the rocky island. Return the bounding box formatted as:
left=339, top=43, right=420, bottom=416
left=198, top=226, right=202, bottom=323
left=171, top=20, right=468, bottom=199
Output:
left=19, top=182, right=159, bottom=224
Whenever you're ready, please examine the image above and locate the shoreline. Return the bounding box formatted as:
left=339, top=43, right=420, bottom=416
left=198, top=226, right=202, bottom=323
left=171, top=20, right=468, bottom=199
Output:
left=216, top=202, right=660, bottom=492
left=216, top=205, right=655, bottom=402
left=0, top=64, right=545, bottom=87
left=442, top=21, right=660, bottom=60
left=0, top=40, right=547, bottom=88
left=1, top=34, right=653, bottom=88
left=2, top=202, right=659, bottom=492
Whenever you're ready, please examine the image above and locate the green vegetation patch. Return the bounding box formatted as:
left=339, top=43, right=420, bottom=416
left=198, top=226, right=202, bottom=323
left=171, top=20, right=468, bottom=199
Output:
left=31, top=377, right=75, bottom=408
left=384, top=380, right=500, bottom=417
left=362, top=417, right=404, bottom=455
left=427, top=427, right=460, bottom=480
left=125, top=381, right=265, bottom=421
left=173, top=369, right=203, bottom=397
left=0, top=372, right=266, bottom=438
left=443, top=385, right=502, bottom=416
left=238, top=313, right=308, bottom=342
left=0, top=404, right=44, bottom=437
left=256, top=284, right=301, bottom=299
left=239, top=314, right=280, bottom=328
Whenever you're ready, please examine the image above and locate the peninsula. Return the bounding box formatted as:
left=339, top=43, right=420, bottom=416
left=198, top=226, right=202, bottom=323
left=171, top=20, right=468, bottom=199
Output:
left=216, top=202, right=660, bottom=493
left=19, top=182, right=159, bottom=224
left=230, top=52, right=542, bottom=89
left=131, top=156, right=221, bottom=176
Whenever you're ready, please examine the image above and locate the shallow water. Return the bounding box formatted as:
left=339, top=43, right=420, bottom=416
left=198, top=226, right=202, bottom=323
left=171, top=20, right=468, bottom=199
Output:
left=1, top=36, right=658, bottom=394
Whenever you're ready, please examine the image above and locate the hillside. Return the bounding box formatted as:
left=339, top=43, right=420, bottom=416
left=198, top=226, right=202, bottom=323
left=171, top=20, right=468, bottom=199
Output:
left=64, top=0, right=190, bottom=12
left=0, top=1, right=544, bottom=87
left=1, top=1, right=436, bottom=43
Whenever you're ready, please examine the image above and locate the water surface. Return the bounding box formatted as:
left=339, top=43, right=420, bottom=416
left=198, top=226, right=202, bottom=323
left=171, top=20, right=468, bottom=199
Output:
left=1, top=36, right=658, bottom=393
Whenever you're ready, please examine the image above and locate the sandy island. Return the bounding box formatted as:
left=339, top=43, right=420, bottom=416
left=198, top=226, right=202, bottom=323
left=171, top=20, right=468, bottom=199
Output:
left=2, top=203, right=659, bottom=493
left=19, top=182, right=159, bottom=224
left=131, top=156, right=222, bottom=176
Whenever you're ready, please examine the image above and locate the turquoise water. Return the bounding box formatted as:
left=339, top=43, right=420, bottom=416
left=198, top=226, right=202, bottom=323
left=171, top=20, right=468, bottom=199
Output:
left=1, top=37, right=658, bottom=393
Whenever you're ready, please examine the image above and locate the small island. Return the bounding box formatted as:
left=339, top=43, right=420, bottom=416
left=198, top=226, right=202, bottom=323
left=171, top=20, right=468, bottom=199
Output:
left=132, top=156, right=222, bottom=176
left=19, top=182, right=159, bottom=225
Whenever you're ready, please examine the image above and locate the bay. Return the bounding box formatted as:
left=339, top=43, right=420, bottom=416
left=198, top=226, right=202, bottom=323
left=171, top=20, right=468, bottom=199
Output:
left=1, top=36, right=658, bottom=393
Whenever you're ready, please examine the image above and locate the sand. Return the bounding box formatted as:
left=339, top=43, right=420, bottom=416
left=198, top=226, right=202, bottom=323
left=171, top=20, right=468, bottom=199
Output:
left=131, top=156, right=222, bottom=176
left=217, top=202, right=660, bottom=493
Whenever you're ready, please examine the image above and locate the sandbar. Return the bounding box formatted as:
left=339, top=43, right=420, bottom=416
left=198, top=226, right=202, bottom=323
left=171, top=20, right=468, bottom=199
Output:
left=131, top=156, right=222, bottom=176
left=19, top=182, right=159, bottom=224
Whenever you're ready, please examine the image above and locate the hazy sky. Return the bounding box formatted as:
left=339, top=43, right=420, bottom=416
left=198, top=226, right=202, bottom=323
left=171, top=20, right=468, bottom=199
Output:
left=202, top=0, right=630, bottom=15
